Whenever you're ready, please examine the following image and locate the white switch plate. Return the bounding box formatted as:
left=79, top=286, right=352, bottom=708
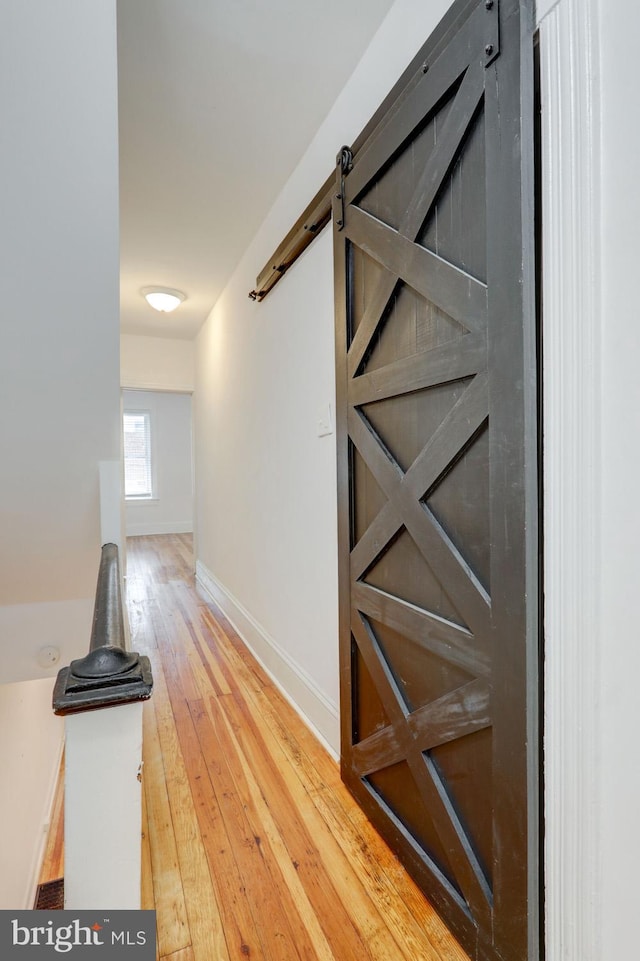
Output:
left=316, top=403, right=333, bottom=437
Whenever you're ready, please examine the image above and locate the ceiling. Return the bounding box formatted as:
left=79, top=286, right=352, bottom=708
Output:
left=117, top=0, right=396, bottom=340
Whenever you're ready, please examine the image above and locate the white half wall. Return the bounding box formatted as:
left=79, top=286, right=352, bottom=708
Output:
left=123, top=390, right=193, bottom=536
left=194, top=0, right=454, bottom=757
left=121, top=334, right=196, bottom=392
left=0, top=678, right=64, bottom=909
left=64, top=702, right=143, bottom=910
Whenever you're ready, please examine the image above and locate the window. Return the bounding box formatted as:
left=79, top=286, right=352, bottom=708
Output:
left=123, top=410, right=153, bottom=498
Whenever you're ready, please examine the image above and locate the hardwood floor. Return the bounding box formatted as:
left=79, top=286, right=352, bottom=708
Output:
left=45, top=533, right=469, bottom=961
left=38, top=753, right=64, bottom=887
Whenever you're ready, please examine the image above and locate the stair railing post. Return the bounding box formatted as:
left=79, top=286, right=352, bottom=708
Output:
left=52, top=543, right=153, bottom=909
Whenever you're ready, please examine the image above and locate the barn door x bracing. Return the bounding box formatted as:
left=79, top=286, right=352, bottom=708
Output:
left=333, top=2, right=538, bottom=959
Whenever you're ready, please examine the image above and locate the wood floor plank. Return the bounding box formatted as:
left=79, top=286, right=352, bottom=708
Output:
left=143, top=697, right=191, bottom=958
left=222, top=687, right=411, bottom=961
left=252, top=683, right=469, bottom=961
left=160, top=655, right=268, bottom=961
left=128, top=534, right=469, bottom=961
left=149, top=659, right=230, bottom=961
left=189, top=697, right=308, bottom=961
left=141, top=775, right=155, bottom=913
left=200, top=605, right=266, bottom=696
left=202, top=691, right=340, bottom=961
left=212, top=599, right=470, bottom=961
left=172, top=584, right=233, bottom=697
left=39, top=752, right=65, bottom=886
left=161, top=947, right=195, bottom=961
left=147, top=583, right=326, bottom=960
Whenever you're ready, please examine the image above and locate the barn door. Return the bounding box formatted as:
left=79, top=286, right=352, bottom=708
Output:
left=333, top=2, right=538, bottom=959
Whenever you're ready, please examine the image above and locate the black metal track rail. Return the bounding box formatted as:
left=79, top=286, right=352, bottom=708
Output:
left=248, top=0, right=480, bottom=302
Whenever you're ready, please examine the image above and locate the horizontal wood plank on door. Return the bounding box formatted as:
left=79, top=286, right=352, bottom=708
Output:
left=349, top=332, right=486, bottom=408
left=353, top=678, right=492, bottom=777
left=351, top=581, right=487, bottom=678
left=124, top=533, right=469, bottom=961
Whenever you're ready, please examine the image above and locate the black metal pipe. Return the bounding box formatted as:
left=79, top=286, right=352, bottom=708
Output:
left=90, top=542, right=125, bottom=652
left=53, top=543, right=153, bottom=715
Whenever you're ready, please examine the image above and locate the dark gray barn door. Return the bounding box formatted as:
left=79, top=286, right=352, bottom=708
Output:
left=332, top=2, right=538, bottom=959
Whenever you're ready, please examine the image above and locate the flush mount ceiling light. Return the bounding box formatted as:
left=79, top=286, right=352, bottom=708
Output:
left=141, top=286, right=186, bottom=312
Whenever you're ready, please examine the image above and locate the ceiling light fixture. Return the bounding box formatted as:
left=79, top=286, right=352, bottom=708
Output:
left=141, top=286, right=186, bottom=312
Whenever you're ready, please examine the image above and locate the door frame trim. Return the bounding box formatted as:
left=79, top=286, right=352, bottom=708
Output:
left=538, top=2, right=602, bottom=959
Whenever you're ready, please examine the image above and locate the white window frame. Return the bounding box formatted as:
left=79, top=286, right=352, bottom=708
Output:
left=123, top=409, right=156, bottom=501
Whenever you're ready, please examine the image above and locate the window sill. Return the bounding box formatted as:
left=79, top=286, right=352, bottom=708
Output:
left=125, top=497, right=159, bottom=504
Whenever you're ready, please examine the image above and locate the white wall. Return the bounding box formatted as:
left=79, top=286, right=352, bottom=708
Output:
left=0, top=0, right=119, bottom=907
left=598, top=0, right=640, bottom=954
left=539, top=0, right=640, bottom=957
left=194, top=0, right=453, bottom=753
left=539, top=4, right=603, bottom=957
left=0, top=678, right=64, bottom=908
left=0, top=0, right=120, bottom=681
left=121, top=333, right=195, bottom=392
left=123, top=390, right=193, bottom=536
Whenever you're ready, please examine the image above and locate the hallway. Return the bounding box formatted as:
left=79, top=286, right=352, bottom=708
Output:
left=125, top=534, right=468, bottom=961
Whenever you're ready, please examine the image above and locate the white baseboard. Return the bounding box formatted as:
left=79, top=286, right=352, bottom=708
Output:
left=125, top=521, right=193, bottom=537
left=196, top=560, right=339, bottom=758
